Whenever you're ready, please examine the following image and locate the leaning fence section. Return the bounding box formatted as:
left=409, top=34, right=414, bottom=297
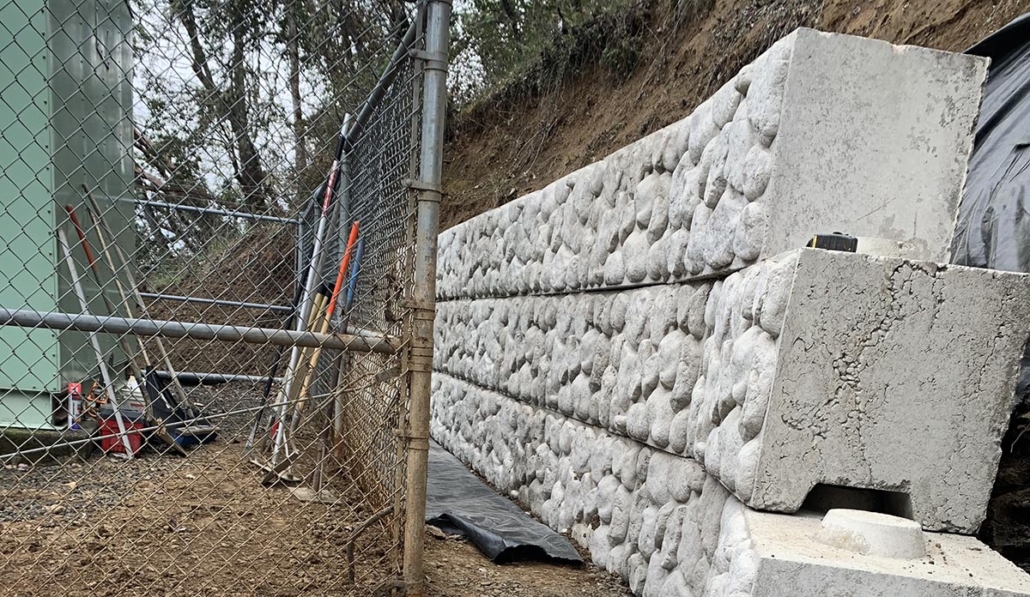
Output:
left=0, top=0, right=444, bottom=594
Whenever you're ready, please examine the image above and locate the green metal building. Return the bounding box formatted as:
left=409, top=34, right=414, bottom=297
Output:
left=0, top=0, right=135, bottom=429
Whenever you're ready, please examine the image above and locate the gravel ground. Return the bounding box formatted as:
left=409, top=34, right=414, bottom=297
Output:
left=0, top=455, right=172, bottom=525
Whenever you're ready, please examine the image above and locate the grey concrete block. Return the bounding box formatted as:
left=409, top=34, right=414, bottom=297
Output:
left=429, top=373, right=1030, bottom=597
left=695, top=249, right=1030, bottom=533
left=435, top=29, right=985, bottom=300
left=747, top=509, right=1030, bottom=597
left=435, top=243, right=1030, bottom=535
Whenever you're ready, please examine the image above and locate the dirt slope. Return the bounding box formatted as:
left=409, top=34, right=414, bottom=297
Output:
left=441, top=0, right=1030, bottom=229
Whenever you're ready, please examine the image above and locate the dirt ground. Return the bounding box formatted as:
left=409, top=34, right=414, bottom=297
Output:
left=425, top=533, right=631, bottom=597
left=0, top=443, right=402, bottom=597
left=0, top=419, right=629, bottom=597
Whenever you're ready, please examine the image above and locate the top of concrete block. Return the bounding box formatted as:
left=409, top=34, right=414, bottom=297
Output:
left=816, top=509, right=926, bottom=559
left=749, top=509, right=1030, bottom=594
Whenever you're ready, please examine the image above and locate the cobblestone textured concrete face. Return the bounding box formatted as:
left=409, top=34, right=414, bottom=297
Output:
left=428, top=27, right=1014, bottom=597
left=431, top=373, right=1030, bottom=597
left=434, top=250, right=1030, bottom=532
left=435, top=29, right=987, bottom=300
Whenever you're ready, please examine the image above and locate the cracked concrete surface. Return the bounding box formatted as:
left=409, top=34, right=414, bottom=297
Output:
left=753, top=249, right=1030, bottom=533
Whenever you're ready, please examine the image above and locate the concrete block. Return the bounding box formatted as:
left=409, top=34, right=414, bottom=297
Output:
left=747, top=509, right=1030, bottom=597
left=434, top=29, right=985, bottom=300
left=429, top=373, right=1030, bottom=597
left=693, top=248, right=1030, bottom=533
left=436, top=244, right=1030, bottom=534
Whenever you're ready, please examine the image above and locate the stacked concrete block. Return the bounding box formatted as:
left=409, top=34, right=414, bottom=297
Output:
left=434, top=249, right=1030, bottom=532
left=431, top=373, right=1030, bottom=597
left=690, top=249, right=1030, bottom=533
left=431, top=372, right=752, bottom=596
left=428, top=26, right=1025, bottom=597
left=436, top=29, right=987, bottom=300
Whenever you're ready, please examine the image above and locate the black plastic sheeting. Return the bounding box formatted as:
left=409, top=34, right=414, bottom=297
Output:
left=426, top=441, right=582, bottom=565
left=953, top=13, right=1030, bottom=272
left=954, top=13, right=1030, bottom=399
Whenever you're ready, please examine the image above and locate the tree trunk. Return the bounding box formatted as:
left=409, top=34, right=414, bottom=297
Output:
left=229, top=23, right=268, bottom=208
left=173, top=0, right=268, bottom=209
left=287, top=6, right=307, bottom=177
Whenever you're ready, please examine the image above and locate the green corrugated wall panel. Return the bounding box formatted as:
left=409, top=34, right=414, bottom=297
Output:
left=0, top=0, right=135, bottom=428
left=50, top=0, right=134, bottom=388
left=0, top=0, right=60, bottom=428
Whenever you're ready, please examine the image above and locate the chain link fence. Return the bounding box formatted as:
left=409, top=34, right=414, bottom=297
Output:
left=0, top=0, right=447, bottom=594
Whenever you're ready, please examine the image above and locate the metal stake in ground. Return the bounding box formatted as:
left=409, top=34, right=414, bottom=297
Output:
left=56, top=227, right=135, bottom=456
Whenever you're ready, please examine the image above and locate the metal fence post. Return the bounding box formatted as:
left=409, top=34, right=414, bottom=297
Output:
left=403, top=0, right=450, bottom=593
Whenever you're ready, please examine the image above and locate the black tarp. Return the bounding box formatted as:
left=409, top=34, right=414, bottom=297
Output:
left=953, top=13, right=1030, bottom=272
left=956, top=14, right=1030, bottom=562
left=426, top=441, right=582, bottom=564
left=956, top=13, right=1030, bottom=401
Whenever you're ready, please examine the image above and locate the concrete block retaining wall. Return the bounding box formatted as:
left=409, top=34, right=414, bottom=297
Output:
left=436, top=29, right=987, bottom=301
left=435, top=249, right=1030, bottom=532
left=429, top=27, right=1030, bottom=597
left=431, top=373, right=1030, bottom=597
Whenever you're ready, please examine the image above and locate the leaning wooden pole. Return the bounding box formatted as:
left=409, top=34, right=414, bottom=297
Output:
left=56, top=227, right=135, bottom=456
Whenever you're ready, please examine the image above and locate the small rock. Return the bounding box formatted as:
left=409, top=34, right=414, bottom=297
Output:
left=426, top=525, right=447, bottom=540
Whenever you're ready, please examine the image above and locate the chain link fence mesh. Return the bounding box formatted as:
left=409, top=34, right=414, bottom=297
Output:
left=0, top=0, right=432, bottom=594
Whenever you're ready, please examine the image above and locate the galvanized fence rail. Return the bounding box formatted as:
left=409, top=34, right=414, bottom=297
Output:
left=0, top=0, right=449, bottom=594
